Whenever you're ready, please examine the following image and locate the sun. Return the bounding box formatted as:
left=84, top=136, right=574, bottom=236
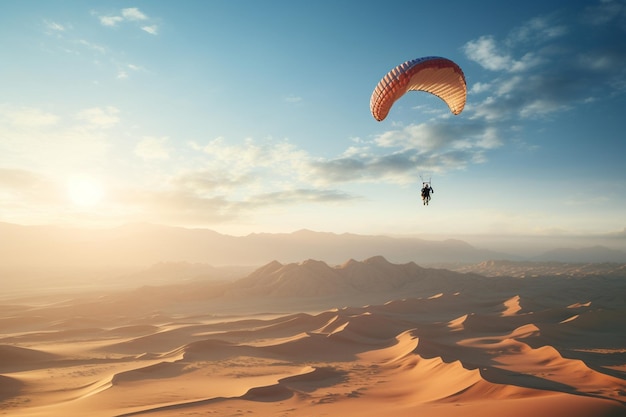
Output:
left=67, top=175, right=105, bottom=207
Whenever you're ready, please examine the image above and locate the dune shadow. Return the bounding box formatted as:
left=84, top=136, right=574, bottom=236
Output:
left=0, top=375, right=23, bottom=402
left=558, top=349, right=626, bottom=381
left=479, top=366, right=574, bottom=392
left=241, top=384, right=295, bottom=402
left=280, top=366, right=348, bottom=393
left=480, top=366, right=626, bottom=406
left=113, top=396, right=226, bottom=417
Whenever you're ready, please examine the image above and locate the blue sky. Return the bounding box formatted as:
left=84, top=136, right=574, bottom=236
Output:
left=1, top=0, right=625, bottom=242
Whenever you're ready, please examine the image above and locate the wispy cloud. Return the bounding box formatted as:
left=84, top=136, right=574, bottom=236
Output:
left=141, top=25, right=158, bottom=35
left=0, top=168, right=59, bottom=208
left=129, top=137, right=359, bottom=223
left=583, top=0, right=626, bottom=27
left=1, top=106, right=59, bottom=127
left=249, top=188, right=355, bottom=205
left=159, top=104, right=505, bottom=212
left=135, top=137, right=171, bottom=160
left=194, top=137, right=309, bottom=182
left=121, top=8, right=148, bottom=21
left=76, top=107, right=120, bottom=128
left=116, top=63, right=144, bottom=80
left=0, top=105, right=113, bottom=172
left=507, top=15, right=567, bottom=45
left=99, top=15, right=124, bottom=27
left=44, top=20, right=67, bottom=33
left=76, top=39, right=107, bottom=54
left=172, top=169, right=255, bottom=195
left=302, top=119, right=502, bottom=186
left=464, top=36, right=516, bottom=72
left=41, top=13, right=152, bottom=82
left=123, top=182, right=356, bottom=226
left=0, top=168, right=50, bottom=191
left=464, top=4, right=626, bottom=124
left=97, top=7, right=158, bottom=35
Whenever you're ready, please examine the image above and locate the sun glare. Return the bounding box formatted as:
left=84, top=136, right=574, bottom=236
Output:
left=67, top=175, right=105, bottom=207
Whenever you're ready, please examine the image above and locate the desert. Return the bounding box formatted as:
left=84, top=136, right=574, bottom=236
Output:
left=3, top=1, right=626, bottom=416
left=1, top=252, right=624, bottom=417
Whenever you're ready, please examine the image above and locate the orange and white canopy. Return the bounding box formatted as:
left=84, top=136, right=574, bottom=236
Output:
left=370, top=56, right=467, bottom=121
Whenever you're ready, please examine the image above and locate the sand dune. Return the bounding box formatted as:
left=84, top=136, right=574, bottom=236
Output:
left=0, top=258, right=624, bottom=416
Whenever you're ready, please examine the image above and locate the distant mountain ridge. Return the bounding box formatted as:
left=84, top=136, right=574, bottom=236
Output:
left=532, top=245, right=626, bottom=263
left=1, top=223, right=625, bottom=274
left=0, top=222, right=513, bottom=269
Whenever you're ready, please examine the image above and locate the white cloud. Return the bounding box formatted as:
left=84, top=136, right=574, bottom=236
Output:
left=519, top=99, right=569, bottom=118
left=77, top=39, right=106, bottom=54
left=305, top=121, right=503, bottom=185
left=470, top=82, right=492, bottom=94
left=124, top=136, right=359, bottom=224
left=0, top=106, right=111, bottom=178
left=76, top=106, right=120, bottom=128
left=141, top=25, right=158, bottom=35
left=375, top=123, right=479, bottom=153
left=44, top=20, right=66, bottom=32
left=508, top=16, right=567, bottom=45
left=1, top=106, right=59, bottom=127
left=464, top=14, right=565, bottom=74
left=463, top=36, right=541, bottom=73
left=200, top=137, right=308, bottom=176
left=0, top=168, right=58, bottom=208
left=584, top=0, right=626, bottom=26
left=475, top=127, right=502, bottom=149
left=496, top=75, right=523, bottom=96
left=97, top=7, right=158, bottom=34
left=99, top=15, right=124, bottom=27
left=135, top=137, right=170, bottom=160
left=509, top=52, right=542, bottom=72
left=116, top=63, right=143, bottom=80
left=463, top=36, right=513, bottom=71
left=122, top=8, right=148, bottom=21
left=181, top=137, right=315, bottom=197
left=464, top=6, right=626, bottom=124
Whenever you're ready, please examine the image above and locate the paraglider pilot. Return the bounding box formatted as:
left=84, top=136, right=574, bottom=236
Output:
left=421, top=183, right=433, bottom=206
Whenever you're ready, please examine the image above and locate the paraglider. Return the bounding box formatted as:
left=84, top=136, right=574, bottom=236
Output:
left=421, top=183, right=433, bottom=205
left=370, top=56, right=467, bottom=121
left=420, top=176, right=434, bottom=206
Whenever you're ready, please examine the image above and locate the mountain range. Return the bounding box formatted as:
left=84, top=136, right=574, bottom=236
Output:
left=2, top=222, right=626, bottom=273
left=0, top=222, right=510, bottom=269
left=109, top=256, right=501, bottom=314
left=98, top=255, right=626, bottom=317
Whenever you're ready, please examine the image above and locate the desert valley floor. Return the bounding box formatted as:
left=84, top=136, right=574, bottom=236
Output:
left=1, top=258, right=625, bottom=416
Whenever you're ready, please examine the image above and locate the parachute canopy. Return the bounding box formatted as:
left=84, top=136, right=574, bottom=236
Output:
left=370, top=56, right=467, bottom=121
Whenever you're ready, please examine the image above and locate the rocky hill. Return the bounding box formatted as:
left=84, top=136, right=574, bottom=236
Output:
left=226, top=256, right=485, bottom=299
